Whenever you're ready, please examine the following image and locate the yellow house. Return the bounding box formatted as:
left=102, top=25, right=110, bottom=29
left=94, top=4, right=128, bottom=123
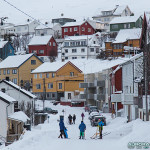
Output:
left=0, top=54, right=43, bottom=89
left=32, top=61, right=84, bottom=100
left=105, top=28, right=141, bottom=57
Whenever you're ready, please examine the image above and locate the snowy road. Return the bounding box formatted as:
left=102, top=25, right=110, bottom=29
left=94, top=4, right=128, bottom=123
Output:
left=1, top=101, right=150, bottom=150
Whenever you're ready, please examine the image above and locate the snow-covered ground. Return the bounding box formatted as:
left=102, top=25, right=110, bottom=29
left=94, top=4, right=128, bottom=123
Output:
left=1, top=101, right=150, bottom=150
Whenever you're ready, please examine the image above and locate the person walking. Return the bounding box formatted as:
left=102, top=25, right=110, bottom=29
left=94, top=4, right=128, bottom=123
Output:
left=73, top=114, right=76, bottom=124
left=58, top=119, right=66, bottom=138
left=98, top=119, right=104, bottom=139
left=81, top=112, right=85, bottom=121
left=68, top=114, right=72, bottom=125
left=79, top=121, right=86, bottom=139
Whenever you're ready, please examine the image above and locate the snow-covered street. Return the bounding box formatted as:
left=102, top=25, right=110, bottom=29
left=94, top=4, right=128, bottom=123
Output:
left=1, top=101, right=150, bottom=150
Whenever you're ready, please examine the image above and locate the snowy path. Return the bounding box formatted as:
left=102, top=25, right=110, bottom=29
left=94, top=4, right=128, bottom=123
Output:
left=1, top=101, right=150, bottom=150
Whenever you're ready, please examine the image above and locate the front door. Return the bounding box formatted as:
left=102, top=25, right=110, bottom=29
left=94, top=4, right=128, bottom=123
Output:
left=68, top=93, right=71, bottom=99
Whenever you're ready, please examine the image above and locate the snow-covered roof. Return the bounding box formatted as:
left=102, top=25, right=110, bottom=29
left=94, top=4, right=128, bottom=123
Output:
left=110, top=15, right=140, bottom=24
left=28, top=35, right=52, bottom=45
left=0, top=54, right=34, bottom=69
left=113, top=28, right=142, bottom=43
left=62, top=21, right=84, bottom=27
left=0, top=41, right=8, bottom=48
left=35, top=22, right=59, bottom=30
left=113, top=5, right=128, bottom=15
left=2, top=80, right=37, bottom=99
left=64, top=35, right=93, bottom=41
left=14, top=20, right=36, bottom=26
left=8, top=111, right=30, bottom=122
left=0, top=91, right=16, bottom=103
left=32, top=58, right=130, bottom=74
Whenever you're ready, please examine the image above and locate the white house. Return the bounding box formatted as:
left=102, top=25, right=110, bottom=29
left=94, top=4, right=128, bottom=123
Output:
left=121, top=53, right=143, bottom=122
left=92, top=5, right=132, bottom=31
left=61, top=34, right=101, bottom=60
left=35, top=22, right=61, bottom=38
left=14, top=19, right=39, bottom=35
left=0, top=80, right=37, bottom=123
left=0, top=91, right=16, bottom=139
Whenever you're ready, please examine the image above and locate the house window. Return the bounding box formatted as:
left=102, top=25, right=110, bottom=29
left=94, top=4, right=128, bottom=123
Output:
left=64, top=28, right=68, bottom=32
left=112, top=24, right=118, bottom=29
left=74, top=27, right=78, bottom=31
left=52, top=93, right=55, bottom=98
left=52, top=73, right=55, bottom=78
left=46, top=73, right=49, bottom=78
left=49, top=42, right=51, bottom=46
left=88, top=28, right=91, bottom=32
left=72, top=57, right=77, bottom=59
left=65, top=57, right=68, bottom=60
left=76, top=41, right=80, bottom=46
left=7, top=69, right=10, bottom=74
left=85, top=23, right=87, bottom=25
left=36, top=84, right=41, bottom=89
left=3, top=69, right=6, bottom=75
left=12, top=69, right=17, bottom=74
left=90, top=48, right=94, bottom=52
left=34, top=74, right=37, bottom=79
left=1, top=88, right=5, bottom=93
left=124, top=23, right=130, bottom=29
left=48, top=83, right=53, bottom=89
left=81, top=49, right=85, bottom=52
left=31, top=60, right=36, bottom=65
left=65, top=49, right=68, bottom=53
left=64, top=42, right=69, bottom=47
left=32, top=50, right=37, bottom=54
left=82, top=27, right=85, bottom=31
left=96, top=48, right=99, bottom=53
left=39, top=50, right=44, bottom=54
left=39, top=73, right=43, bottom=78
left=81, top=57, right=85, bottom=59
left=53, top=42, right=56, bottom=46
left=93, top=41, right=96, bottom=44
left=81, top=41, right=86, bottom=46
left=12, top=78, right=17, bottom=84
left=58, top=83, right=62, bottom=89
left=129, top=44, right=133, bottom=47
left=70, top=72, right=74, bottom=76
left=70, top=28, right=72, bottom=32
left=72, top=49, right=77, bottom=53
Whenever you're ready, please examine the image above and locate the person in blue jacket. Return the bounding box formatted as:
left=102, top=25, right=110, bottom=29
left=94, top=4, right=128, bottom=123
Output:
left=58, top=119, right=66, bottom=138
left=79, top=121, right=86, bottom=139
left=98, top=119, right=104, bottom=139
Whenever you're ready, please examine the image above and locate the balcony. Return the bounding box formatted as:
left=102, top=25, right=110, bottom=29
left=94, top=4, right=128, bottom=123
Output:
left=79, top=94, right=87, bottom=99
left=79, top=83, right=88, bottom=88
left=87, top=93, right=94, bottom=99
left=94, top=94, right=105, bottom=100
left=111, top=94, right=122, bottom=103
left=94, top=80, right=105, bottom=87
left=121, top=93, right=138, bottom=105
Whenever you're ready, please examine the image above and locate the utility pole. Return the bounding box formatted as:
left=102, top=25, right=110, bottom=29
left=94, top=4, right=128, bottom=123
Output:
left=43, top=78, right=46, bottom=110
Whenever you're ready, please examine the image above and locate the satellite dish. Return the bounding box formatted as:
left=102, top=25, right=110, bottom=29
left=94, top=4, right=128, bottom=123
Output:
left=61, top=13, right=64, bottom=17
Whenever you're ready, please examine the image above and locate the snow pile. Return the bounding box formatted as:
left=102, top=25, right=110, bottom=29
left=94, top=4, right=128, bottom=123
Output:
left=2, top=101, right=150, bottom=150
left=8, top=111, right=30, bottom=122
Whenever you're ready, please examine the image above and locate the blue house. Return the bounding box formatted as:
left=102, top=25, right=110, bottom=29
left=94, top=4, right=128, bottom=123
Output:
left=0, top=41, right=14, bottom=60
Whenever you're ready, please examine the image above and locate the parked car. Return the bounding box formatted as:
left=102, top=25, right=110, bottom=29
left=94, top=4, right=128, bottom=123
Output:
left=91, top=116, right=106, bottom=127
left=53, top=101, right=60, bottom=106
left=84, top=104, right=92, bottom=112
left=43, top=107, right=58, bottom=114
left=88, top=112, right=100, bottom=120
left=89, top=106, right=99, bottom=114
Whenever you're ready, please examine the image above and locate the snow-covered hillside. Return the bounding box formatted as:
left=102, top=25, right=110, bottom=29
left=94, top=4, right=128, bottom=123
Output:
left=1, top=0, right=150, bottom=23
left=1, top=101, right=150, bottom=150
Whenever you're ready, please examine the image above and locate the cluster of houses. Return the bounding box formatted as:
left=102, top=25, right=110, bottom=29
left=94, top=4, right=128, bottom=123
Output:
left=0, top=4, right=150, bottom=145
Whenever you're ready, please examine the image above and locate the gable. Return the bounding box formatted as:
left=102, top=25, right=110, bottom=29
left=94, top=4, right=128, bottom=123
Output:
left=56, top=61, right=82, bottom=76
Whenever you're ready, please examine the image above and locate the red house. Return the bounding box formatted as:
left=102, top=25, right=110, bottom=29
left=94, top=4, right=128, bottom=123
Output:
left=62, top=20, right=96, bottom=38
left=28, top=35, right=57, bottom=58
left=110, top=65, right=123, bottom=114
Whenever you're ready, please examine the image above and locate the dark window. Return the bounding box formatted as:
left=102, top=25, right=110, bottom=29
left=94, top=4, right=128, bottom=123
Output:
left=52, top=73, right=55, bottom=78
left=1, top=88, right=5, bottom=93
left=65, top=49, right=68, bottom=53
left=48, top=83, right=53, bottom=89
left=31, top=60, right=36, bottom=65
left=12, top=69, right=17, bottom=74
left=90, top=48, right=94, bottom=52
left=7, top=69, right=10, bottom=74
left=59, top=83, right=62, bottom=89
left=36, top=84, right=41, bottom=89
left=70, top=72, right=74, bottom=76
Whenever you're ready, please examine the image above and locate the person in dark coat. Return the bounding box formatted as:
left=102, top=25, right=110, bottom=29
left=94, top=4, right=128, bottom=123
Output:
left=73, top=114, right=76, bottom=124
left=68, top=114, right=72, bottom=125
left=81, top=112, right=85, bottom=121
left=58, top=119, right=66, bottom=138
left=79, top=121, right=86, bottom=139
left=98, top=119, right=104, bottom=139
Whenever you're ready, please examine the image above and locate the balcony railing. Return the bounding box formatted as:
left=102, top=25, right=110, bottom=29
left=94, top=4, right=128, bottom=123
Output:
left=111, top=94, right=122, bottom=103
left=94, top=94, right=105, bottom=100
left=121, top=93, right=138, bottom=105
left=94, top=80, right=105, bottom=87
left=79, top=83, right=88, bottom=88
